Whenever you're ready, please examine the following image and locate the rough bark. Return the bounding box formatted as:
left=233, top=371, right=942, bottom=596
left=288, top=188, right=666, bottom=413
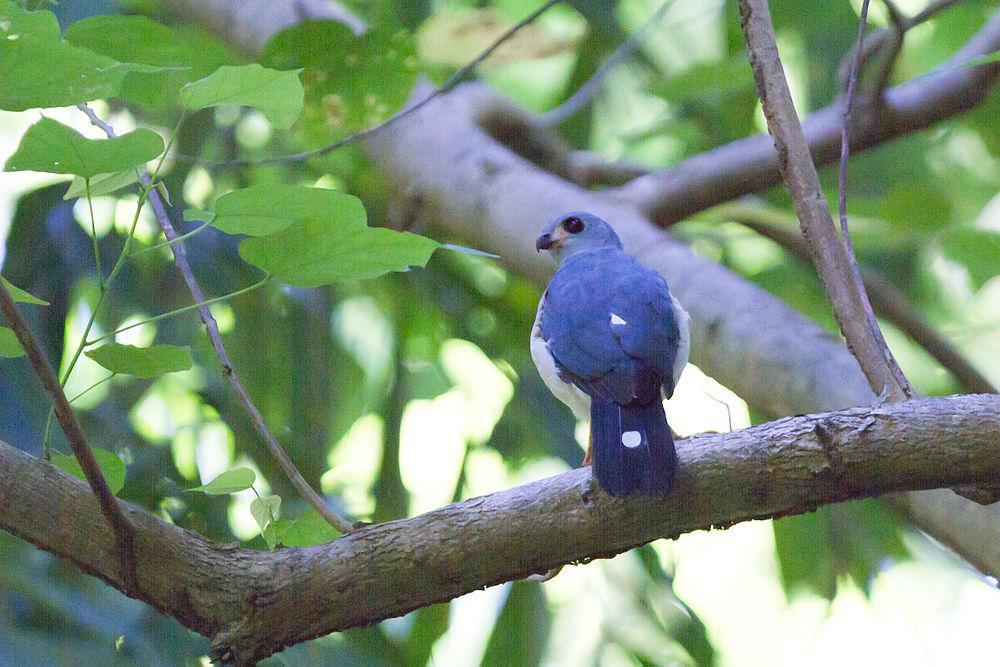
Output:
left=2, top=395, right=999, bottom=663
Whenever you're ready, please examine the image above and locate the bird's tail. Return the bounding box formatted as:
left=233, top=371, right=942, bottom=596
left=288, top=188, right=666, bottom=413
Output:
left=590, top=397, right=676, bottom=498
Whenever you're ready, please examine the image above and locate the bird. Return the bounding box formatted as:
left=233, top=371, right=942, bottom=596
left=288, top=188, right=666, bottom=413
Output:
left=531, top=211, right=689, bottom=497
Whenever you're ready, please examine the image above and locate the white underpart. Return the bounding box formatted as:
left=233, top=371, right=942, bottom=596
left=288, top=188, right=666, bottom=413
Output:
left=670, top=293, right=691, bottom=392
left=530, top=294, right=591, bottom=421
left=610, top=313, right=627, bottom=326
left=621, top=431, right=642, bottom=448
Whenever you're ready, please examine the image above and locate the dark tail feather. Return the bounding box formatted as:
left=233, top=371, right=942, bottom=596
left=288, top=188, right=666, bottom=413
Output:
left=590, top=397, right=676, bottom=498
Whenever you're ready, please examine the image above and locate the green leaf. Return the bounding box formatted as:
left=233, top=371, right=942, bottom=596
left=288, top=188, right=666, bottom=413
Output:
left=278, top=508, right=340, bottom=546
left=262, top=21, right=417, bottom=139
left=250, top=495, right=282, bottom=548
left=5, top=119, right=164, bottom=178
left=774, top=500, right=908, bottom=600
left=0, top=0, right=60, bottom=42
left=84, top=343, right=192, bottom=378
left=179, top=64, right=304, bottom=129
left=64, top=170, right=141, bottom=200
left=0, top=36, right=168, bottom=112
left=65, top=16, right=237, bottom=109
left=0, top=327, right=24, bottom=358
left=187, top=467, right=256, bottom=495
left=1, top=276, right=48, bottom=305
left=481, top=582, right=549, bottom=667
left=239, top=217, right=441, bottom=287
left=51, top=449, right=126, bottom=495
left=961, top=50, right=1000, bottom=69
left=939, top=227, right=1000, bottom=289
left=212, top=185, right=365, bottom=236
left=183, top=208, right=216, bottom=224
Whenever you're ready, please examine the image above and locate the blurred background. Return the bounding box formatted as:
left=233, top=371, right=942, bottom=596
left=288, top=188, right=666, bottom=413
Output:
left=1, top=0, right=999, bottom=664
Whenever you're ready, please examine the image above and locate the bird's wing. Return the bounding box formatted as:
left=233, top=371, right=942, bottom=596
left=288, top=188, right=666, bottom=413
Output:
left=540, top=252, right=680, bottom=404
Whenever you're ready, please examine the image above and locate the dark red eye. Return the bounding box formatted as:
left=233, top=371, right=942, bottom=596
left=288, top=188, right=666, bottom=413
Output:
left=563, top=216, right=584, bottom=234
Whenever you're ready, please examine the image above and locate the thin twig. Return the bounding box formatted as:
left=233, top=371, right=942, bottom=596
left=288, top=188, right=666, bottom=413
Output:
left=738, top=0, right=912, bottom=401
left=840, top=0, right=915, bottom=398
left=714, top=203, right=996, bottom=394
left=0, top=280, right=139, bottom=593
left=538, top=0, right=675, bottom=127
left=189, top=0, right=564, bottom=170
left=78, top=104, right=355, bottom=535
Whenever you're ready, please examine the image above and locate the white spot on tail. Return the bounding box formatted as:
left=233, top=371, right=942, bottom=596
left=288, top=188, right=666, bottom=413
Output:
left=610, top=313, right=627, bottom=326
left=621, top=431, right=642, bottom=448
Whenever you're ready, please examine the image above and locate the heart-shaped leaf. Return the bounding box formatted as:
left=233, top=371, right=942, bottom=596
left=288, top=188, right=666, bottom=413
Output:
left=179, top=64, right=304, bottom=129
left=212, top=185, right=365, bottom=236
left=64, top=170, right=142, bottom=200
left=6, top=119, right=164, bottom=178
left=239, top=217, right=441, bottom=287
left=278, top=508, right=341, bottom=546
left=85, top=343, right=192, bottom=378
left=52, top=449, right=126, bottom=495
left=0, top=0, right=61, bottom=42
left=187, top=467, right=256, bottom=495
left=250, top=495, right=282, bottom=548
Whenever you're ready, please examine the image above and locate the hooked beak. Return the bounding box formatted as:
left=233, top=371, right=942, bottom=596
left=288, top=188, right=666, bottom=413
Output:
left=535, top=233, right=555, bottom=252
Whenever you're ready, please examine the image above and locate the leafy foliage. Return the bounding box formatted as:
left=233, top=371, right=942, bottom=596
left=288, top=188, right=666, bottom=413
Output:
left=51, top=449, right=127, bottom=495
left=5, top=119, right=164, bottom=177
left=0, top=327, right=23, bottom=358
left=85, top=343, right=192, bottom=378
left=179, top=64, right=305, bottom=129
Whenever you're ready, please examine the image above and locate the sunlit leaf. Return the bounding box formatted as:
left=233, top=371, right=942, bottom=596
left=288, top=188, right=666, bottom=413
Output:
left=51, top=449, right=126, bottom=495
left=212, top=184, right=365, bottom=236
left=183, top=208, right=215, bottom=223
left=481, top=582, right=549, bottom=667
left=1, top=277, right=48, bottom=305
left=65, top=16, right=237, bottom=109
left=250, top=495, right=282, bottom=548
left=179, top=64, right=304, bottom=129
left=187, top=467, right=256, bottom=495
left=240, top=218, right=441, bottom=287
left=416, top=9, right=572, bottom=66
left=5, top=119, right=164, bottom=178
left=262, top=21, right=417, bottom=138
left=64, top=170, right=141, bottom=200
left=0, top=327, right=23, bottom=358
left=0, top=36, right=168, bottom=112
left=0, top=0, right=60, bottom=42
left=278, top=508, right=340, bottom=546
left=939, top=227, right=1000, bottom=289
left=84, top=343, right=192, bottom=378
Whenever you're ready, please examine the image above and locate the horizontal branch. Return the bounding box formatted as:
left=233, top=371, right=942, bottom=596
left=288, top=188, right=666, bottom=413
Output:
left=612, top=9, right=1000, bottom=225
left=2, top=395, right=998, bottom=663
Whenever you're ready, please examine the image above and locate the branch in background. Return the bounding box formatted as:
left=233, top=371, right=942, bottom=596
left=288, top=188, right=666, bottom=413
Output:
left=77, top=104, right=355, bottom=535
left=713, top=202, right=997, bottom=395
left=839, top=0, right=915, bottom=397
left=190, top=0, right=564, bottom=169
left=0, top=281, right=138, bottom=593
left=613, top=9, right=1000, bottom=225
left=737, top=0, right=911, bottom=401
left=537, top=0, right=675, bottom=127
left=2, top=395, right=998, bottom=662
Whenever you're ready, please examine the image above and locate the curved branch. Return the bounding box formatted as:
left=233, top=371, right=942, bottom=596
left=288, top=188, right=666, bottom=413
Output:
left=2, top=395, right=998, bottom=663
left=738, top=0, right=911, bottom=401
left=612, top=9, right=1000, bottom=225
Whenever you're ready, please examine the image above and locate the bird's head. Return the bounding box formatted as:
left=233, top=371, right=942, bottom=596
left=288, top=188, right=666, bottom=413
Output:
left=535, top=212, right=623, bottom=263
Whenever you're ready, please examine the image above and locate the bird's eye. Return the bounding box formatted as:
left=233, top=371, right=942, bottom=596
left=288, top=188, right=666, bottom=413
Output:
left=563, top=216, right=585, bottom=234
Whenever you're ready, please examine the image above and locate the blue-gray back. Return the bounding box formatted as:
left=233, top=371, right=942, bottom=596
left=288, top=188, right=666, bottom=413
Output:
left=539, top=248, right=681, bottom=405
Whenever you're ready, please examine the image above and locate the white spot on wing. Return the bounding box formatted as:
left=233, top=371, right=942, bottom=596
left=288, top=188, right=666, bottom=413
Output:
left=622, top=431, right=642, bottom=448
left=610, top=313, right=627, bottom=326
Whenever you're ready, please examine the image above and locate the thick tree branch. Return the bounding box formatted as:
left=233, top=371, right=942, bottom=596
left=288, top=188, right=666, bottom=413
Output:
left=2, top=395, right=998, bottom=663
left=738, top=0, right=912, bottom=401
left=612, top=9, right=1000, bottom=225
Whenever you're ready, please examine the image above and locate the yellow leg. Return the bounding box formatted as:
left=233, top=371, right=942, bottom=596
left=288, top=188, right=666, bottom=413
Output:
left=582, top=430, right=592, bottom=466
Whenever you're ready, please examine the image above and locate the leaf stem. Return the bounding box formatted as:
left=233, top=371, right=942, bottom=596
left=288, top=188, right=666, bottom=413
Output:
left=85, top=274, right=270, bottom=347
left=129, top=222, right=209, bottom=258
left=84, top=178, right=104, bottom=291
